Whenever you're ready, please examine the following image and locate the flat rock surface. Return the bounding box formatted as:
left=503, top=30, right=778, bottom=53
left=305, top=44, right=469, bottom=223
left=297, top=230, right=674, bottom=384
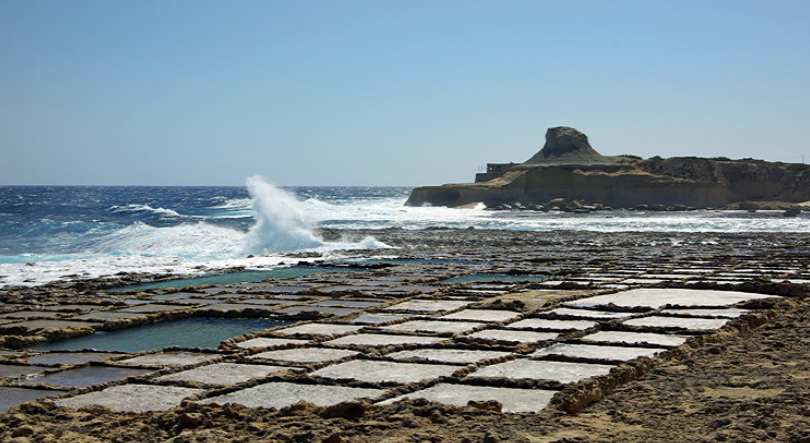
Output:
left=468, top=329, right=558, bottom=343
left=250, top=347, right=358, bottom=363
left=385, top=348, right=512, bottom=364
left=323, top=333, right=446, bottom=347
left=379, top=319, right=485, bottom=334
left=116, top=352, right=220, bottom=367
left=380, top=383, right=557, bottom=413
left=56, top=384, right=204, bottom=412
left=201, top=381, right=385, bottom=408
left=568, top=288, right=778, bottom=309
left=311, top=359, right=462, bottom=384
left=467, top=359, right=615, bottom=383
left=532, top=343, right=663, bottom=361
left=156, top=363, right=290, bottom=386
left=582, top=330, right=690, bottom=347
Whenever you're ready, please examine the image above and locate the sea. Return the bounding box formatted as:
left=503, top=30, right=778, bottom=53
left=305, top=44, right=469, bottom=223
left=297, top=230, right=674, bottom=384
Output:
left=1, top=176, right=808, bottom=287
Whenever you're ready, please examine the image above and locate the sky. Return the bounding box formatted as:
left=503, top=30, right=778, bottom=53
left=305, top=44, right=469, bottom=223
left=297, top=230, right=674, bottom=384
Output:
left=1, top=1, right=809, bottom=186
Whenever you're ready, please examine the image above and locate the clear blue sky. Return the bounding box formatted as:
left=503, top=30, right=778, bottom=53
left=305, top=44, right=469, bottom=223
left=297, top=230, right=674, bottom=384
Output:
left=1, top=1, right=809, bottom=186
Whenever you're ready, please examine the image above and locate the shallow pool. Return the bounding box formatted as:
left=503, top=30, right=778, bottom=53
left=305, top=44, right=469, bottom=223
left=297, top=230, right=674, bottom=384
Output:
left=30, top=317, right=292, bottom=353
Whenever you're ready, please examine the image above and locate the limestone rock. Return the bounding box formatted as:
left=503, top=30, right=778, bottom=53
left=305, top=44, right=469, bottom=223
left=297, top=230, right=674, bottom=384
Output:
left=525, top=126, right=613, bottom=165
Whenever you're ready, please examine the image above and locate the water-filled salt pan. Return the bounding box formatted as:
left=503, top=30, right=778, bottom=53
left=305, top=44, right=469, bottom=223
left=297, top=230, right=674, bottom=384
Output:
left=386, top=348, right=512, bottom=364
left=0, top=387, right=60, bottom=413
left=380, top=383, right=557, bottom=413
left=311, top=359, right=461, bottom=384
left=581, top=331, right=689, bottom=347
left=19, top=366, right=153, bottom=388
left=28, top=352, right=118, bottom=366
left=56, top=384, right=204, bottom=412
left=468, top=359, right=614, bottom=383
left=201, top=382, right=384, bottom=408
left=532, top=343, right=662, bottom=361
left=157, top=362, right=289, bottom=386
left=567, top=288, right=777, bottom=309
left=623, top=316, right=730, bottom=330
left=0, top=364, right=47, bottom=379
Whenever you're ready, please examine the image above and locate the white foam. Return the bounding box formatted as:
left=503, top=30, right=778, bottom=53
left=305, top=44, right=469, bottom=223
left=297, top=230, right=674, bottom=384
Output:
left=243, top=175, right=324, bottom=253
left=110, top=204, right=182, bottom=218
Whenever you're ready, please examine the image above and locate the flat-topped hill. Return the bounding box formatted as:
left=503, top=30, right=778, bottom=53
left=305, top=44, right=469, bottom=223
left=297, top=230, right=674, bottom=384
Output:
left=406, top=127, right=810, bottom=210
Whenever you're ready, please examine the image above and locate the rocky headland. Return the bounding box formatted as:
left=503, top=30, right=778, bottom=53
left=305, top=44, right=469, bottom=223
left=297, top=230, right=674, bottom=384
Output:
left=406, top=126, right=810, bottom=212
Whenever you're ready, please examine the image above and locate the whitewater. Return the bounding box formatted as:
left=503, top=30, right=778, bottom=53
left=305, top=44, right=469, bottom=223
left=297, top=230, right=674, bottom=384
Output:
left=1, top=177, right=808, bottom=287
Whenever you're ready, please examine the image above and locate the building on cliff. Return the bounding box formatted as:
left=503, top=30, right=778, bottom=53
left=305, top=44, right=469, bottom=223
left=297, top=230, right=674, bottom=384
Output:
left=405, top=126, right=810, bottom=210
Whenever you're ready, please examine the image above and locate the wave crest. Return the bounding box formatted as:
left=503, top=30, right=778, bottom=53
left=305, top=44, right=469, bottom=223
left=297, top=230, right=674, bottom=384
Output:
left=110, top=204, right=181, bottom=218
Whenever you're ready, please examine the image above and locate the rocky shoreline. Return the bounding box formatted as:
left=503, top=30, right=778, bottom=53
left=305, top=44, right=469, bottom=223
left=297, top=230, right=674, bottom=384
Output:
left=1, top=229, right=809, bottom=442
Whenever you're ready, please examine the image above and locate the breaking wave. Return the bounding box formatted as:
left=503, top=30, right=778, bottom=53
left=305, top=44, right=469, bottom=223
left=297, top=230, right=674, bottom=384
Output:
left=110, top=204, right=182, bottom=218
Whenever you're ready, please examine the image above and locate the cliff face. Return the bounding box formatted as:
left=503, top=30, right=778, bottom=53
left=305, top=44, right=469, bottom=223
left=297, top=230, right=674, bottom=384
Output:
left=405, top=127, right=810, bottom=209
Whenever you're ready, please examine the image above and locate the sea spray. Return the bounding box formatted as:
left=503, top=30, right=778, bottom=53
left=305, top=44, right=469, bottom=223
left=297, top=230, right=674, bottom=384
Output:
left=243, top=175, right=324, bottom=253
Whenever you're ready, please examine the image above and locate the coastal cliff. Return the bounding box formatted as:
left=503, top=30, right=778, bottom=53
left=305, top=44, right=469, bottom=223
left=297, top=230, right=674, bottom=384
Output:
left=405, top=127, right=810, bottom=210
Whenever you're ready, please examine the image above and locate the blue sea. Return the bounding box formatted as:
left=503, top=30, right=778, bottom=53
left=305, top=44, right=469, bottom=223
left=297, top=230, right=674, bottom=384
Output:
left=1, top=178, right=807, bottom=287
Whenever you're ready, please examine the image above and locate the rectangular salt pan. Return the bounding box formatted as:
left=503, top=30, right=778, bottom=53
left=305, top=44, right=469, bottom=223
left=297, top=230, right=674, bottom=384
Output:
left=468, top=359, right=614, bottom=384
left=567, top=288, right=777, bottom=309
left=546, top=307, right=633, bottom=319
left=506, top=318, right=596, bottom=331
left=311, top=359, right=461, bottom=384
left=250, top=347, right=358, bottom=364
left=468, top=329, right=558, bottom=344
left=235, top=337, right=311, bottom=349
left=274, top=323, right=364, bottom=336
left=116, top=352, right=220, bottom=367
left=157, top=362, right=290, bottom=386
left=56, top=384, right=203, bottom=412
left=380, top=320, right=485, bottom=334
left=581, top=331, right=689, bottom=347
left=386, top=348, right=512, bottom=364
left=659, top=308, right=749, bottom=318
left=532, top=343, right=662, bottom=361
left=323, top=333, right=446, bottom=347
left=0, top=387, right=61, bottom=413
left=19, top=366, right=153, bottom=388
left=623, top=316, right=730, bottom=330
left=201, top=382, right=384, bottom=409
left=380, top=383, right=557, bottom=413
left=438, top=309, right=521, bottom=322
left=350, top=314, right=407, bottom=324
left=382, top=299, right=473, bottom=313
